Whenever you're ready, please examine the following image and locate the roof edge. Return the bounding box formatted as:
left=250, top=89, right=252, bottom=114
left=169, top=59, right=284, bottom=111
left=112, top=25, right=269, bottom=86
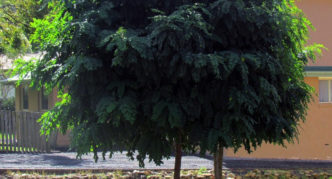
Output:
left=305, top=66, right=332, bottom=77
left=305, top=66, right=332, bottom=72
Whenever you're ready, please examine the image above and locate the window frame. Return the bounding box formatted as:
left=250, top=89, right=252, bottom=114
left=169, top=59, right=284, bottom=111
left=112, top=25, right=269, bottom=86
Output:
left=319, top=79, right=332, bottom=103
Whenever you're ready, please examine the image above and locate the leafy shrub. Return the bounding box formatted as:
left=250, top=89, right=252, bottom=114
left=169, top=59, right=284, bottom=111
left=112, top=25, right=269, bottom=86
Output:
left=0, top=97, right=15, bottom=111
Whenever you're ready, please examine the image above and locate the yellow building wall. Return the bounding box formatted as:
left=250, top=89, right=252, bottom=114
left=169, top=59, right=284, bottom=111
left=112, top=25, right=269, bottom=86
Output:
left=15, top=85, right=55, bottom=112
left=15, top=87, right=20, bottom=111
left=226, top=77, right=332, bottom=160
left=29, top=87, right=39, bottom=112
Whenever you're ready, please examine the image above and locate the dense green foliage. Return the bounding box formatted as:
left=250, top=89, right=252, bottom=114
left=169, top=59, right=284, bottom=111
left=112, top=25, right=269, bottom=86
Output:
left=18, top=0, right=323, bottom=167
left=0, top=97, right=15, bottom=110
left=0, top=0, right=47, bottom=57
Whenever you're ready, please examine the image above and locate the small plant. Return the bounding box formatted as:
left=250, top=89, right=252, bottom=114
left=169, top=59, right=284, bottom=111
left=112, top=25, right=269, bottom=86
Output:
left=113, top=170, right=123, bottom=179
left=198, top=167, right=208, bottom=175
left=5, top=170, right=13, bottom=176
left=180, top=170, right=188, bottom=175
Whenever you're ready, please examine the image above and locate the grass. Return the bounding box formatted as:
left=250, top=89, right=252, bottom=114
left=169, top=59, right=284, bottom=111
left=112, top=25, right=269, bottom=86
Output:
left=0, top=132, right=14, bottom=141
left=0, top=132, right=38, bottom=152
left=0, top=146, right=37, bottom=152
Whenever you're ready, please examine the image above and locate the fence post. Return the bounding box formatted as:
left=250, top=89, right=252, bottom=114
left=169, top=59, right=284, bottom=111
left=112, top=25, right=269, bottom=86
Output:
left=17, top=112, right=22, bottom=152
left=36, top=113, right=43, bottom=153
left=41, top=127, right=46, bottom=152
left=4, top=111, right=8, bottom=152
left=27, top=112, right=32, bottom=153
left=12, top=111, right=16, bottom=152
left=31, top=112, right=35, bottom=152
left=34, top=113, right=39, bottom=152
left=32, top=112, right=38, bottom=153
left=27, top=112, right=31, bottom=153
left=23, top=112, right=27, bottom=153
left=10, top=111, right=14, bottom=152
left=0, top=111, right=3, bottom=151
left=34, top=113, right=39, bottom=153
left=36, top=112, right=45, bottom=153
left=7, top=111, right=12, bottom=152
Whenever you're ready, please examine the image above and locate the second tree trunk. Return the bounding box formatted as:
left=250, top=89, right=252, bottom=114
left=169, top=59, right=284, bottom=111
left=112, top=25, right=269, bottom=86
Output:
left=214, top=144, right=224, bottom=179
left=174, top=136, right=182, bottom=179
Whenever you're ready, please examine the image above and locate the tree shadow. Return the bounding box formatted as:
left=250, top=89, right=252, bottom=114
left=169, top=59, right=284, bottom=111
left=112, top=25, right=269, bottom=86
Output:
left=41, top=155, right=83, bottom=166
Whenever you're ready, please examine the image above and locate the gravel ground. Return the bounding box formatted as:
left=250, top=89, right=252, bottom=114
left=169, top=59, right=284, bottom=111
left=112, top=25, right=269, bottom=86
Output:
left=1, top=152, right=332, bottom=170
left=0, top=152, right=213, bottom=169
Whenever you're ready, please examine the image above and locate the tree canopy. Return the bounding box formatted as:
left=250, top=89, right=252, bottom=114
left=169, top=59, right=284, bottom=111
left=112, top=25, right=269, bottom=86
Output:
left=16, top=0, right=323, bottom=177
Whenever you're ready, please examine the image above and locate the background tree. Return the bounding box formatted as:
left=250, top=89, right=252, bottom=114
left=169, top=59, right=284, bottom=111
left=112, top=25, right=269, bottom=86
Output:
left=0, top=0, right=47, bottom=57
left=15, top=0, right=323, bottom=179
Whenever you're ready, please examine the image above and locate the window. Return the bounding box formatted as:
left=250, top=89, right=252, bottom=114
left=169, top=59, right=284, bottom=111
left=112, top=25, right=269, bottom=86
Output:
left=41, top=88, right=49, bottom=110
left=319, top=80, right=332, bottom=102
left=22, top=86, right=29, bottom=109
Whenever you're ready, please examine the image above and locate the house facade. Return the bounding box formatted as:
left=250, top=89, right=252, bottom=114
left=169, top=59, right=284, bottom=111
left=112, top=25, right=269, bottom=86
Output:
left=14, top=84, right=56, bottom=112
left=226, top=0, right=332, bottom=160
left=14, top=84, right=70, bottom=149
left=0, top=54, right=54, bottom=112
left=0, top=54, right=70, bottom=149
left=0, top=55, right=15, bottom=100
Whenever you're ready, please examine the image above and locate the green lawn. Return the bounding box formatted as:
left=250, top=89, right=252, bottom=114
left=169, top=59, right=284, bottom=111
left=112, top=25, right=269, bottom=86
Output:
left=0, top=132, right=14, bottom=140
left=0, top=133, right=37, bottom=152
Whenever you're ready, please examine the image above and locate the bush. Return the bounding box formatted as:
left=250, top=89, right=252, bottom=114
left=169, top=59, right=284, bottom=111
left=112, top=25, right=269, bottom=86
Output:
left=0, top=97, right=15, bottom=111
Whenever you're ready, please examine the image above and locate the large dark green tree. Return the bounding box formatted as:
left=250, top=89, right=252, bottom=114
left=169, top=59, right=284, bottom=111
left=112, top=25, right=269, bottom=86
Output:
left=17, top=0, right=323, bottom=178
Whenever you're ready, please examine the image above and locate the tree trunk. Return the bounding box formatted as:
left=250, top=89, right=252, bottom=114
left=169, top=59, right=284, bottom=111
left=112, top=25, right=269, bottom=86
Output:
left=173, top=136, right=182, bottom=179
left=214, top=144, right=224, bottom=179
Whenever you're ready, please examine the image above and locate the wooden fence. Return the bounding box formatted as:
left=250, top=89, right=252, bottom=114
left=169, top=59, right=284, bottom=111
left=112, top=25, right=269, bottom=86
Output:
left=0, top=110, right=56, bottom=153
